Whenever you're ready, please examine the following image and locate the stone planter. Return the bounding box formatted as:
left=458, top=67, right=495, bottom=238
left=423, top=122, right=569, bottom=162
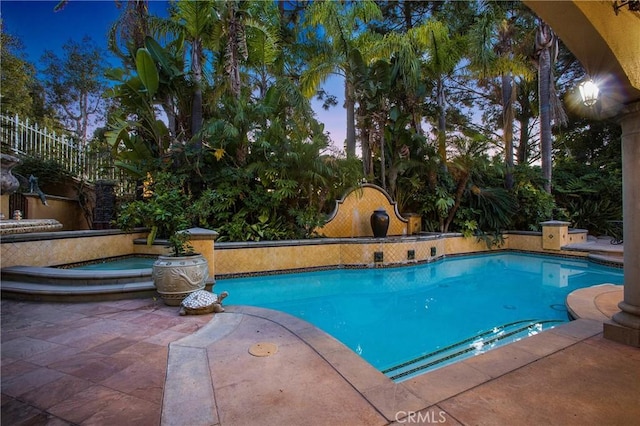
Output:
left=370, top=208, right=390, bottom=238
left=0, top=154, right=21, bottom=195
left=152, top=253, right=209, bottom=306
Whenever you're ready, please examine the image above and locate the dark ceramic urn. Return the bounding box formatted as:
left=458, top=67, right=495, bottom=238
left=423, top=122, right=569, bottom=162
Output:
left=370, top=208, right=390, bottom=238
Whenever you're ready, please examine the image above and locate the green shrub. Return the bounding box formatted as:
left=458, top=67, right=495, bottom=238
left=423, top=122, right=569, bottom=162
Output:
left=512, top=182, right=556, bottom=231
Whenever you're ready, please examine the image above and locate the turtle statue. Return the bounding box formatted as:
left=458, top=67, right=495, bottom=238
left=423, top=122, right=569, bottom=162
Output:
left=179, top=289, right=228, bottom=316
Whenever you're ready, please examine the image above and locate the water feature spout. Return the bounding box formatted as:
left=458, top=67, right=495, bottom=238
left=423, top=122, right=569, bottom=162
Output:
left=28, top=175, right=48, bottom=206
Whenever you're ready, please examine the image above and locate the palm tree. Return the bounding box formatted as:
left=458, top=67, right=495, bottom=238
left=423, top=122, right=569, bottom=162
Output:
left=351, top=52, right=391, bottom=185
left=468, top=3, right=534, bottom=190
left=148, top=1, right=276, bottom=154
left=514, top=78, right=536, bottom=165
left=420, top=21, right=465, bottom=169
left=534, top=19, right=567, bottom=193
left=242, top=1, right=280, bottom=100
left=216, top=1, right=280, bottom=164
left=373, top=20, right=456, bottom=191
left=149, top=0, right=219, bottom=139
left=301, top=0, right=382, bottom=158
left=107, top=0, right=150, bottom=63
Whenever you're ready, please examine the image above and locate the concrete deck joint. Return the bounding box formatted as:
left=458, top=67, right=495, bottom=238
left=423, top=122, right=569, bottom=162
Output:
left=162, top=345, right=218, bottom=426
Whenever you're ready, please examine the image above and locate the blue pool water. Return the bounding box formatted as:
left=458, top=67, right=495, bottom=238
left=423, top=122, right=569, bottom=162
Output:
left=216, top=253, right=624, bottom=381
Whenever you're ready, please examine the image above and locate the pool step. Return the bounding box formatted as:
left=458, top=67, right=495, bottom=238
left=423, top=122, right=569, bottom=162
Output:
left=1, top=265, right=153, bottom=286
left=382, top=319, right=564, bottom=381
left=1, top=265, right=157, bottom=301
left=0, top=279, right=157, bottom=302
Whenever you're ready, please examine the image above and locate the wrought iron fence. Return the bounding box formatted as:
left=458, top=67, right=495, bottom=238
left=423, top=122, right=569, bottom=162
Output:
left=0, top=114, right=136, bottom=196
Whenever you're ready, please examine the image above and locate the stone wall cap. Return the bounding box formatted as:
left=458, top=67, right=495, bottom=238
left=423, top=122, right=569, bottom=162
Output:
left=181, top=227, right=219, bottom=240
left=540, top=220, right=572, bottom=226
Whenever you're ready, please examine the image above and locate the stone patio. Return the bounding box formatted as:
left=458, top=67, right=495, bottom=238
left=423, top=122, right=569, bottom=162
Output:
left=2, top=284, right=639, bottom=425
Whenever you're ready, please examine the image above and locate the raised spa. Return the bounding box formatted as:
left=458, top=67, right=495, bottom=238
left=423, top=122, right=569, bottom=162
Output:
left=0, top=255, right=157, bottom=300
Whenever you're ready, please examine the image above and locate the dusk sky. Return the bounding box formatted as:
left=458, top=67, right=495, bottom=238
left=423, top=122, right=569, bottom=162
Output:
left=1, top=0, right=346, bottom=151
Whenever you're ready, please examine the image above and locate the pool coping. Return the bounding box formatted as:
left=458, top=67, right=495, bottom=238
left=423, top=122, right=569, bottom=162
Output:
left=163, top=284, right=617, bottom=424
left=2, top=250, right=621, bottom=302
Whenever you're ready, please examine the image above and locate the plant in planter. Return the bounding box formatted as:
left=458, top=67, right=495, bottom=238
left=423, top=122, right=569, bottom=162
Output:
left=116, top=172, right=209, bottom=305
left=151, top=238, right=209, bottom=306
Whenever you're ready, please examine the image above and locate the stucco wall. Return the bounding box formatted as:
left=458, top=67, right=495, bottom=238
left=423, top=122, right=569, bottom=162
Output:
left=1, top=194, right=90, bottom=230
left=0, top=231, right=149, bottom=268
left=1, top=229, right=590, bottom=274
left=24, top=194, right=90, bottom=230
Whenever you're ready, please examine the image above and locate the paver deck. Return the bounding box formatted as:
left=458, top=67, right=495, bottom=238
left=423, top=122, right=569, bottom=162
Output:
left=2, top=285, right=639, bottom=425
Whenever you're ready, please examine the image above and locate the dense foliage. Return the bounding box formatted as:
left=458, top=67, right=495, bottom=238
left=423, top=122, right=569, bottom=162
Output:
left=2, top=1, right=624, bottom=241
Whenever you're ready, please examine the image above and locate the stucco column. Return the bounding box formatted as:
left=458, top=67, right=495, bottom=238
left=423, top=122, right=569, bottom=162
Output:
left=604, top=101, right=640, bottom=346
left=540, top=220, right=571, bottom=250
left=184, top=227, right=218, bottom=288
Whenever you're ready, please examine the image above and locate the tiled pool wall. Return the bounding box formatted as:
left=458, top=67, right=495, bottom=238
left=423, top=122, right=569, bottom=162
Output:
left=213, top=230, right=589, bottom=277
left=0, top=228, right=590, bottom=275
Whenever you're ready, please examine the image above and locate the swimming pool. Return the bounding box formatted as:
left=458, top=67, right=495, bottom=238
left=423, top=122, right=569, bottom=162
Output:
left=216, top=252, right=623, bottom=381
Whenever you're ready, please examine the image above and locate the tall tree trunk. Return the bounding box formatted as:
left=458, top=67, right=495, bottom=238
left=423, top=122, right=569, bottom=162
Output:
left=278, top=0, right=285, bottom=18
left=516, top=86, right=533, bottom=165
left=358, top=108, right=373, bottom=178
left=436, top=77, right=447, bottom=171
left=388, top=161, right=398, bottom=197
left=362, top=133, right=372, bottom=177
left=162, top=94, right=177, bottom=138
left=345, top=79, right=356, bottom=157
left=79, top=91, right=89, bottom=146
left=517, top=115, right=530, bottom=164
left=226, top=1, right=245, bottom=99
left=502, top=74, right=514, bottom=190
left=537, top=22, right=554, bottom=193
left=380, top=128, right=386, bottom=191
left=191, top=39, right=203, bottom=140
left=443, top=172, right=469, bottom=232
left=403, top=0, right=413, bottom=30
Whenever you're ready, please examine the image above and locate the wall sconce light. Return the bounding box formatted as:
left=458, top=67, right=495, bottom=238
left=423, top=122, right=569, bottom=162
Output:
left=613, top=0, right=640, bottom=15
left=579, top=79, right=599, bottom=107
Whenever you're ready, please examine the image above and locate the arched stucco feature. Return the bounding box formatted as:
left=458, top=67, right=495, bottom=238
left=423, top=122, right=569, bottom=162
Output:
left=315, top=184, right=408, bottom=238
